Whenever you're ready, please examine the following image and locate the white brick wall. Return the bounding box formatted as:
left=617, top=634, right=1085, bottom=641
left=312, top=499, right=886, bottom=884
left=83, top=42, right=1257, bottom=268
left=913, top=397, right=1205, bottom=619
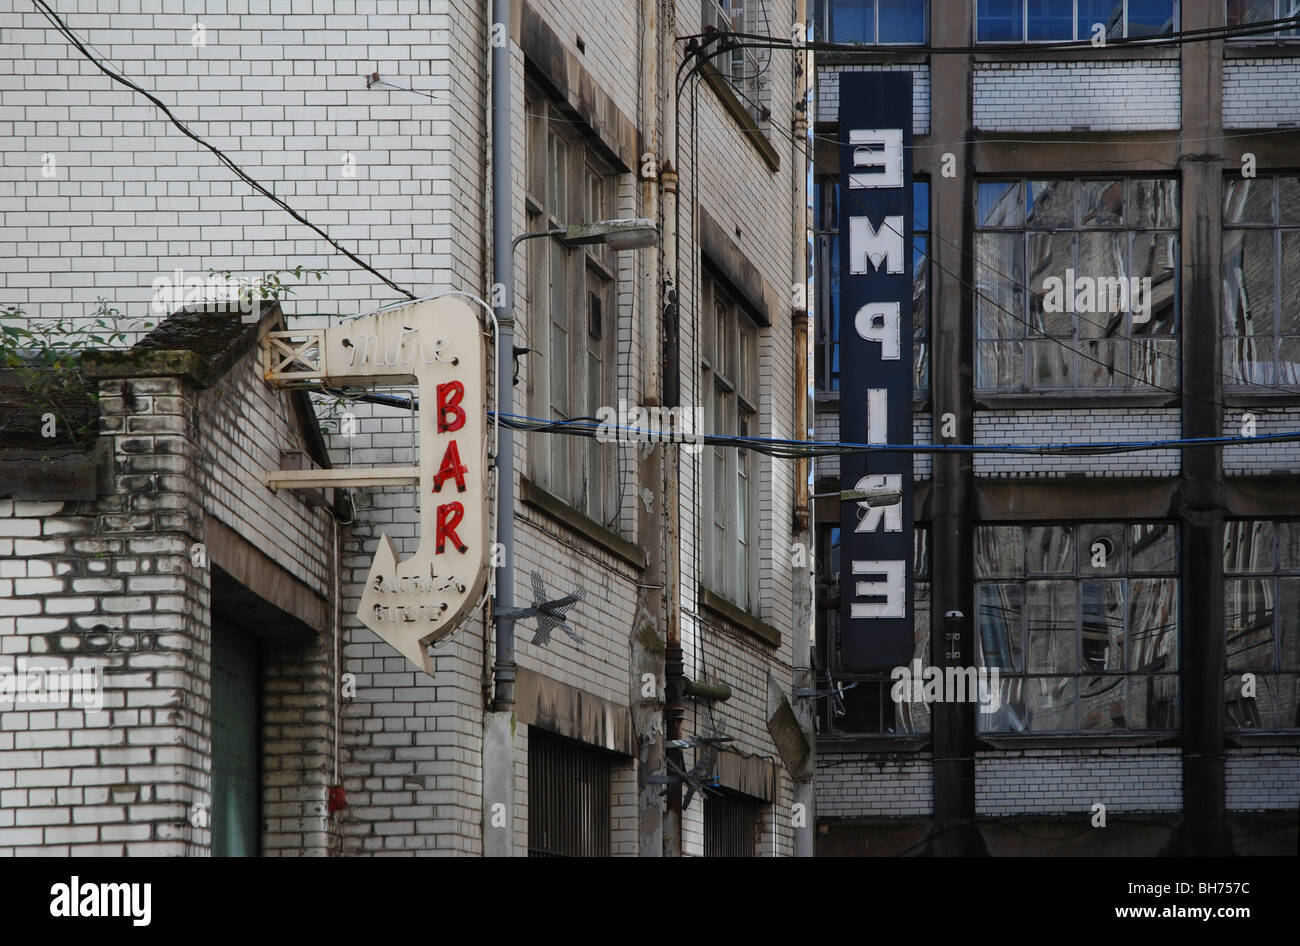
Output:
left=1224, top=59, right=1300, bottom=129
left=814, top=407, right=931, bottom=481
left=1226, top=748, right=1300, bottom=811
left=975, top=747, right=1181, bottom=815
left=975, top=407, right=1180, bottom=477
left=973, top=60, right=1180, bottom=131
left=1223, top=406, right=1300, bottom=474
left=816, top=750, right=933, bottom=817
left=815, top=64, right=930, bottom=134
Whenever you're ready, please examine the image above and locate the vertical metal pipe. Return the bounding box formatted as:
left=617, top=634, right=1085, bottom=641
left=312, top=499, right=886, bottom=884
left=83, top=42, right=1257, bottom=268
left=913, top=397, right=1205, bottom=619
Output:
left=491, top=0, right=516, bottom=712
left=660, top=0, right=683, bottom=859
left=791, top=0, right=815, bottom=859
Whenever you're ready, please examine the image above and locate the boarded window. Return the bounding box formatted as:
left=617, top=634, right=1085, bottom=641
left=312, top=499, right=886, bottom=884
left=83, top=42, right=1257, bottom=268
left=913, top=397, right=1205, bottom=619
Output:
left=527, top=728, right=611, bottom=857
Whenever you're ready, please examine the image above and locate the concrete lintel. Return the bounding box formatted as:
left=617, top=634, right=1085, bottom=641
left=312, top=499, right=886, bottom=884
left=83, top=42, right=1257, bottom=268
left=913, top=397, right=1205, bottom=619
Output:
left=515, top=667, right=636, bottom=756
left=204, top=513, right=329, bottom=635
left=975, top=477, right=1178, bottom=520
left=714, top=747, right=777, bottom=803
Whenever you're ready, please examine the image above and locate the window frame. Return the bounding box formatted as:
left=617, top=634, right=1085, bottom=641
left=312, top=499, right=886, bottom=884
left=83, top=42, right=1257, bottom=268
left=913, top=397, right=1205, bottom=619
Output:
left=701, top=0, right=772, bottom=125
left=524, top=82, right=621, bottom=526
left=701, top=271, right=761, bottom=613
left=813, top=0, right=930, bottom=45
left=973, top=175, right=1181, bottom=395
left=974, top=521, right=1181, bottom=735
left=1223, top=519, right=1300, bottom=731
left=1225, top=0, right=1300, bottom=42
left=1221, top=172, right=1300, bottom=390
left=974, top=0, right=1178, bottom=44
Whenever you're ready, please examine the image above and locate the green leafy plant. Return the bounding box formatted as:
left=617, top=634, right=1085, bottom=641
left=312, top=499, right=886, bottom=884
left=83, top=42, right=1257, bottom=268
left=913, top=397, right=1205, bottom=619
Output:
left=0, top=299, right=151, bottom=445
left=208, top=265, right=326, bottom=313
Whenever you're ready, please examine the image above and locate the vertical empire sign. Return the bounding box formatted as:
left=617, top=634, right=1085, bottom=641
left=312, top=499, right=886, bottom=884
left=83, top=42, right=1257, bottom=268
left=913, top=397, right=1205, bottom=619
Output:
left=838, top=72, right=914, bottom=671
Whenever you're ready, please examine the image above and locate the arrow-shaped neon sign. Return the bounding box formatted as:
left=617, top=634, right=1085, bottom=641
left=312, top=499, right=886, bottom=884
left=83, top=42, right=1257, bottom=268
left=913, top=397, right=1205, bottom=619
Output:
left=310, top=297, right=489, bottom=675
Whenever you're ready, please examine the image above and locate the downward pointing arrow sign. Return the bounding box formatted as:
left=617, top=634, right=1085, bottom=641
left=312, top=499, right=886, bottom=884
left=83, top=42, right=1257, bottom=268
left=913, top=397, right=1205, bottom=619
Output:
left=321, top=298, right=489, bottom=676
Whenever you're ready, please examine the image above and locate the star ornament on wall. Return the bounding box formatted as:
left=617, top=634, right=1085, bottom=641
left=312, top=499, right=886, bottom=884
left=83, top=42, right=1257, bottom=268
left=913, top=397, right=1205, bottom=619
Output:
left=497, top=571, right=587, bottom=647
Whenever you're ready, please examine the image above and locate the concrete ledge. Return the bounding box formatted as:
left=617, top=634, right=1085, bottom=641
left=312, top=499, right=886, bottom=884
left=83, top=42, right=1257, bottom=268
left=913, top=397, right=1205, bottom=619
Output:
left=0, top=442, right=109, bottom=500
left=519, top=475, right=647, bottom=570
left=516, top=667, right=635, bottom=756
left=699, top=207, right=778, bottom=327
left=699, top=584, right=781, bottom=648
left=698, top=62, right=781, bottom=172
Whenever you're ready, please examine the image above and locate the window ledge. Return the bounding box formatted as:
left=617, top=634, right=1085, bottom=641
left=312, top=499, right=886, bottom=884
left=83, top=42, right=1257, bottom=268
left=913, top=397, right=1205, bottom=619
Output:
left=1225, top=41, right=1300, bottom=58
left=976, top=732, right=1179, bottom=750
left=972, top=44, right=1180, bottom=63
left=975, top=392, right=1179, bottom=410
left=698, top=584, right=781, bottom=648
left=816, top=735, right=930, bottom=754
left=1223, top=389, right=1300, bottom=407
left=519, top=476, right=647, bottom=571
left=698, top=62, right=781, bottom=173
left=1226, top=731, right=1300, bottom=748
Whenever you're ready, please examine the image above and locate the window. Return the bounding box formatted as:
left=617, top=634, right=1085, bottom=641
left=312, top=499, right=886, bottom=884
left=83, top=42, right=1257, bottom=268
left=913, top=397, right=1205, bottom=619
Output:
left=527, top=728, right=612, bottom=856
left=975, top=523, right=1179, bottom=733
left=702, top=0, right=772, bottom=123
left=975, top=177, right=1179, bottom=394
left=702, top=274, right=759, bottom=611
left=705, top=790, right=761, bottom=856
left=813, top=0, right=929, bottom=43
left=976, top=0, right=1175, bottom=42
left=1222, top=174, right=1300, bottom=386
left=525, top=84, right=619, bottom=523
left=1226, top=0, right=1300, bottom=40
left=815, top=178, right=929, bottom=394
left=1224, top=520, right=1300, bottom=729
left=816, top=527, right=931, bottom=735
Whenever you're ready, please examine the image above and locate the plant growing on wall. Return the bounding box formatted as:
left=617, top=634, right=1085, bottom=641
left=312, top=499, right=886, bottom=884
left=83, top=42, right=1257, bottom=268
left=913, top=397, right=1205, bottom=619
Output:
left=0, top=298, right=143, bottom=446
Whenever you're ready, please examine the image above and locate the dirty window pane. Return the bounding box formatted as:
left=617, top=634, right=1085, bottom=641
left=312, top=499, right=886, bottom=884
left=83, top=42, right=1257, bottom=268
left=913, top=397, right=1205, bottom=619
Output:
left=1224, top=176, right=1274, bottom=225
left=1129, top=674, right=1178, bottom=729
left=1279, top=522, right=1300, bottom=571
left=1129, top=178, right=1179, bottom=228
left=1130, top=522, right=1176, bottom=573
left=1128, top=577, right=1178, bottom=672
left=978, top=583, right=1023, bottom=671
left=1079, top=179, right=1123, bottom=227
left=975, top=232, right=1024, bottom=338
left=1281, top=176, right=1300, bottom=225
left=1226, top=578, right=1275, bottom=671
left=979, top=180, right=1022, bottom=227
left=1075, top=231, right=1127, bottom=338
left=975, top=525, right=1024, bottom=577
left=1026, top=179, right=1074, bottom=228
left=1027, top=525, right=1074, bottom=574
left=1080, top=579, right=1124, bottom=671
left=1224, top=520, right=1275, bottom=573
left=1079, top=523, right=1125, bottom=575
left=1023, top=676, right=1077, bottom=731
left=1027, top=231, right=1075, bottom=336
left=1026, top=580, right=1076, bottom=673
left=1079, top=673, right=1128, bottom=730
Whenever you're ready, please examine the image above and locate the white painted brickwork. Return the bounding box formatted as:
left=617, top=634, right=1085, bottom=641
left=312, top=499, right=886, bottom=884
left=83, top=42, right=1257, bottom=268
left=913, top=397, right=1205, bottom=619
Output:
left=816, top=751, right=933, bottom=817
left=815, top=64, right=931, bottom=134
left=1223, top=406, right=1300, bottom=475
left=975, top=408, right=1179, bottom=477
left=1223, top=59, right=1300, bottom=128
left=975, top=748, right=1181, bottom=815
left=1225, top=748, right=1300, bottom=811
left=973, top=60, right=1180, bottom=131
left=813, top=406, right=931, bottom=481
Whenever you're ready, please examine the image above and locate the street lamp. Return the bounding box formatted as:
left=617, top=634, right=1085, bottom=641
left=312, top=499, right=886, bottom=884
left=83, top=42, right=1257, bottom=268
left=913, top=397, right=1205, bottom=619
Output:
left=511, top=217, right=660, bottom=252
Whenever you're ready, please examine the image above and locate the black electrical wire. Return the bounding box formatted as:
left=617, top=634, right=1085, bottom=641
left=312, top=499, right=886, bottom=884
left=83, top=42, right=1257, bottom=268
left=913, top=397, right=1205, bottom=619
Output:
left=30, top=0, right=416, bottom=302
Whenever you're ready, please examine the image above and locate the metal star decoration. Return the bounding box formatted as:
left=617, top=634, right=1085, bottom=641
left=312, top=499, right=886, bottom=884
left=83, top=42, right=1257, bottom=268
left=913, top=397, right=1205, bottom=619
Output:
left=496, top=570, right=586, bottom=647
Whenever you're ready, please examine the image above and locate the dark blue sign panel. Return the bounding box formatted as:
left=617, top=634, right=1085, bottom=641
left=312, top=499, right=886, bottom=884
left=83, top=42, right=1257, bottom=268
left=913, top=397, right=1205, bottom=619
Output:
left=838, top=71, right=914, bottom=672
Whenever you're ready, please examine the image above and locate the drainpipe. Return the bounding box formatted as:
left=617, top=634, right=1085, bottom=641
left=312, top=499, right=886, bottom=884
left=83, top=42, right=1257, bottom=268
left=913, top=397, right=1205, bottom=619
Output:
left=790, top=0, right=815, bottom=859
left=635, top=0, right=667, bottom=856
left=659, top=0, right=684, bottom=859
left=484, top=0, right=516, bottom=858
